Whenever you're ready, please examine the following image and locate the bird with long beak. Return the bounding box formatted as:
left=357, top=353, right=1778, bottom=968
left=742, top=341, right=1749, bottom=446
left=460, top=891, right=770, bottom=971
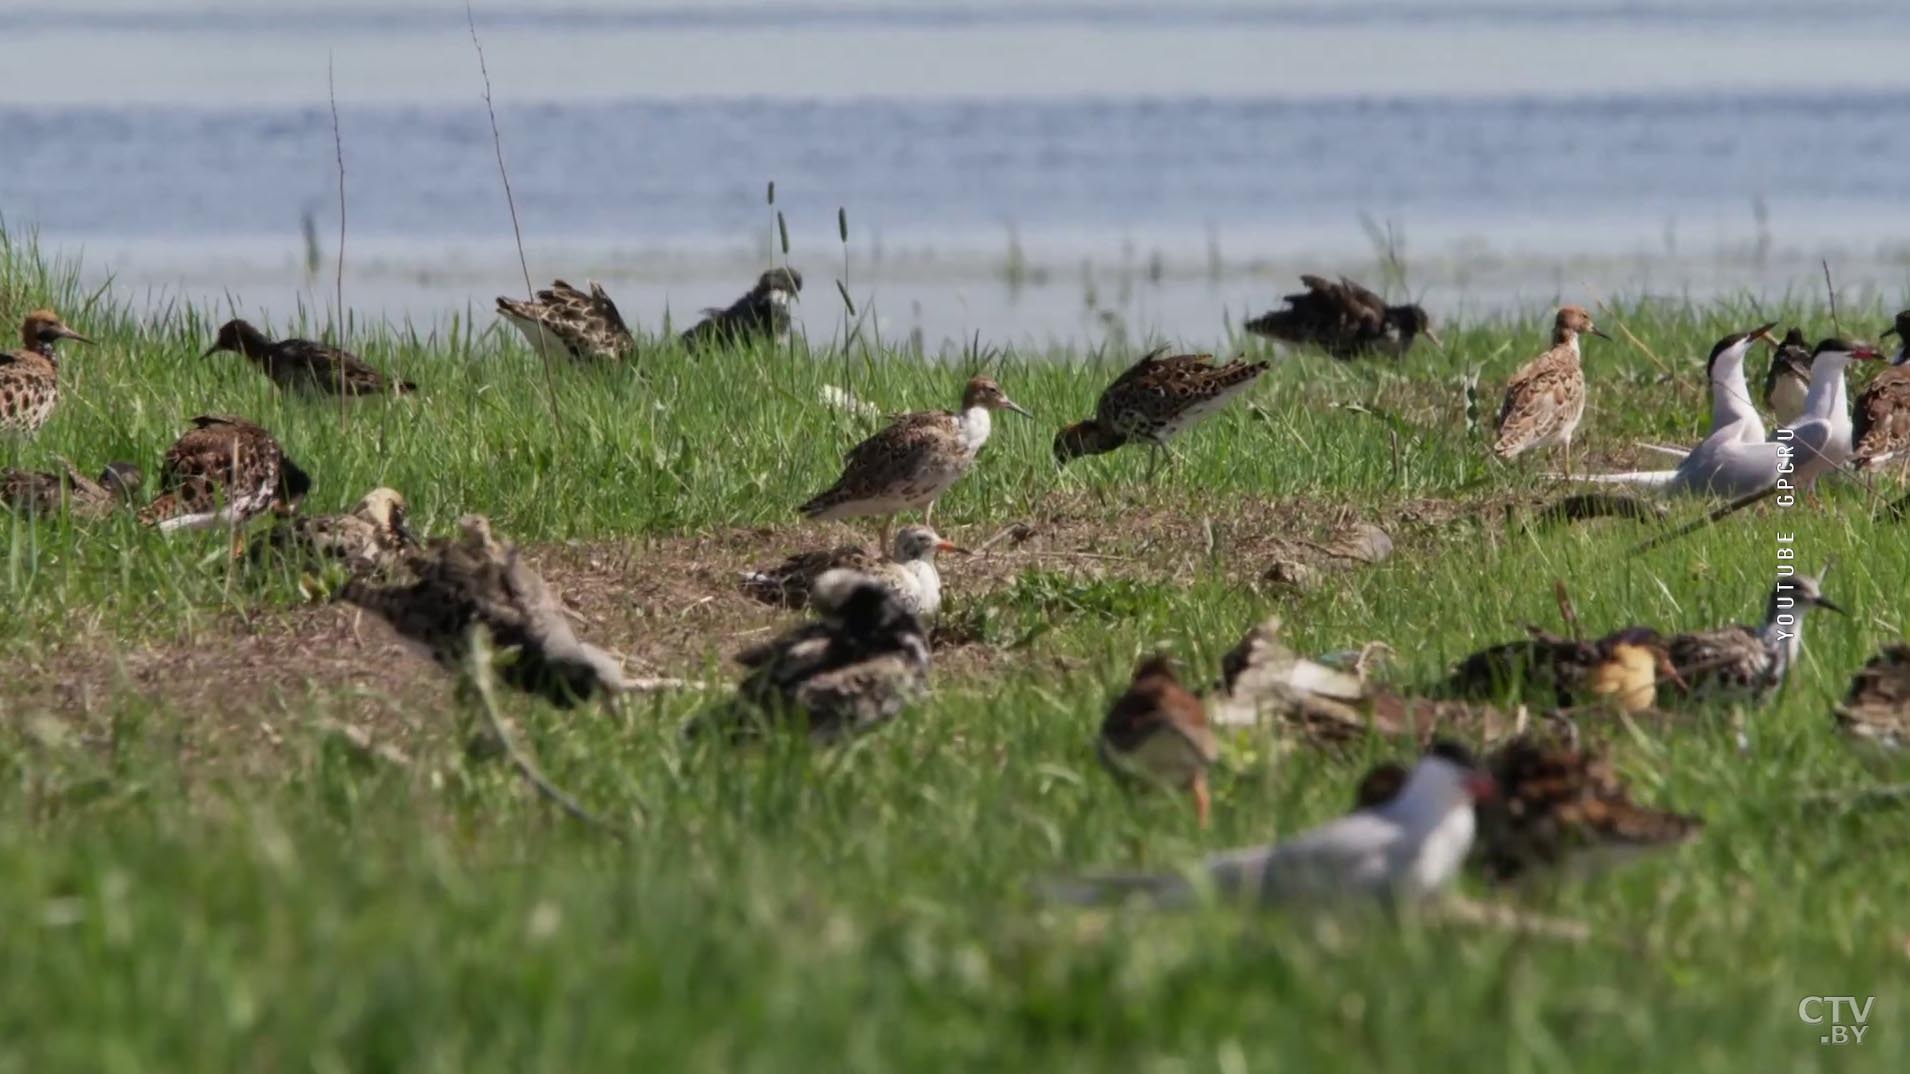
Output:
left=1567, top=324, right=1782, bottom=497
left=799, top=376, right=1031, bottom=546
left=1045, top=741, right=1492, bottom=908
left=1783, top=338, right=1886, bottom=491
left=0, top=309, right=91, bottom=435
left=1097, top=654, right=1221, bottom=826
left=1664, top=572, right=1844, bottom=705
left=1054, top=348, right=1268, bottom=478
left=205, top=319, right=414, bottom=396
left=1492, top=306, right=1611, bottom=478
left=1848, top=311, right=1910, bottom=471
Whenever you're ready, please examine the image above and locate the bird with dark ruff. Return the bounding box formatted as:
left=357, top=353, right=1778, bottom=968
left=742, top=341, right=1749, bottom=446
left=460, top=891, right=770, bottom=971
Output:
left=680, top=267, right=802, bottom=350
left=2, top=460, right=141, bottom=519
left=694, top=568, right=931, bottom=744
left=342, top=514, right=651, bottom=708
left=1848, top=309, right=1910, bottom=471
left=138, top=415, right=312, bottom=534
left=1054, top=348, right=1268, bottom=476
left=1444, top=625, right=1679, bottom=715
left=204, top=319, right=415, bottom=396
left=1097, top=654, right=1221, bottom=826
left=1243, top=275, right=1438, bottom=360
left=1354, top=736, right=1703, bottom=882
left=496, top=279, right=636, bottom=364
left=0, top=309, right=91, bottom=435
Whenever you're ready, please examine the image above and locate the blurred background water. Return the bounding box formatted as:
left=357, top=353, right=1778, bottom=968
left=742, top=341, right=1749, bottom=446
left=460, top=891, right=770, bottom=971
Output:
left=6, top=1, right=1910, bottom=348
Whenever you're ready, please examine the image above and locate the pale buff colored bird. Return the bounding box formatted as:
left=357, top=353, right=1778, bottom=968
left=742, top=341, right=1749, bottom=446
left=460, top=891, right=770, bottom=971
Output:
left=1492, top=306, right=1610, bottom=477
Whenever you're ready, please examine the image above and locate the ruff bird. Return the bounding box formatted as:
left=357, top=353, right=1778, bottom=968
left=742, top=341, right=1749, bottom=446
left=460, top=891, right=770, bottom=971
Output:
left=205, top=319, right=414, bottom=396
left=680, top=267, right=802, bottom=351
left=1834, top=644, right=1910, bottom=752
left=1492, top=306, right=1610, bottom=477
left=1763, top=327, right=1814, bottom=425
left=496, top=279, right=635, bottom=364
left=254, top=486, right=418, bottom=575
left=798, top=376, right=1030, bottom=544
left=1054, top=348, right=1268, bottom=476
left=1356, top=737, right=1702, bottom=882
left=138, top=415, right=311, bottom=534
left=1848, top=311, right=1910, bottom=470
left=697, top=568, right=931, bottom=744
left=1046, top=742, right=1491, bottom=908
left=1, top=460, right=141, bottom=519
left=1098, top=654, right=1221, bottom=826
left=740, top=525, right=966, bottom=621
left=1665, top=573, right=1842, bottom=704
left=342, top=515, right=646, bottom=707
left=0, top=309, right=91, bottom=435
left=1243, top=275, right=1438, bottom=360
left=1445, top=625, right=1678, bottom=715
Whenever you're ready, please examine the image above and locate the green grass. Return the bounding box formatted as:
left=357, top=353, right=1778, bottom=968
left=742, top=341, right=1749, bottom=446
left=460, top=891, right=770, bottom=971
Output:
left=3, top=229, right=1908, bottom=1072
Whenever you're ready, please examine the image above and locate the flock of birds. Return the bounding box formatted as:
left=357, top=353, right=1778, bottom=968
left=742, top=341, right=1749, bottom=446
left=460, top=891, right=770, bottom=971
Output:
left=5, top=264, right=1910, bottom=910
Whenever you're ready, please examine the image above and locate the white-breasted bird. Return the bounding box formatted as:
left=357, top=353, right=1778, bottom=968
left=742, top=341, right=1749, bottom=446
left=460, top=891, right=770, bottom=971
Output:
left=1043, top=742, right=1493, bottom=908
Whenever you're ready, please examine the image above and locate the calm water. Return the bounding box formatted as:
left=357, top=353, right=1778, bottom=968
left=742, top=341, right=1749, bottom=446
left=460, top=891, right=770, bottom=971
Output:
left=6, top=2, right=1910, bottom=346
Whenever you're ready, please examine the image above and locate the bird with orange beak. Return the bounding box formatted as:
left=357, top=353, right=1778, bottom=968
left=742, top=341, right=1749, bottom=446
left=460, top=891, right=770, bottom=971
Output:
left=0, top=309, right=92, bottom=435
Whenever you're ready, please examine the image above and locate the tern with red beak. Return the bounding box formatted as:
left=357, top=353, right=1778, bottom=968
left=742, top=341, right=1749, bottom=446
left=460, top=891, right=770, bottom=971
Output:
left=1044, top=742, right=1492, bottom=908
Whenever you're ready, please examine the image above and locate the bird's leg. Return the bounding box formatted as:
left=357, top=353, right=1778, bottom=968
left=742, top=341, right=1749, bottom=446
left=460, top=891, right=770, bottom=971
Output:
left=1146, top=445, right=1163, bottom=483
left=877, top=515, right=893, bottom=550
left=1190, top=771, right=1212, bottom=829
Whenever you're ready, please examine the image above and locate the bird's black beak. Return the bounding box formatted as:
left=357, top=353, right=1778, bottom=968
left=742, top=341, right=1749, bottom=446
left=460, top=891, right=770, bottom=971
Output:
left=1815, top=596, right=1848, bottom=616
left=1884, top=326, right=1900, bottom=342
left=1589, top=327, right=1614, bottom=342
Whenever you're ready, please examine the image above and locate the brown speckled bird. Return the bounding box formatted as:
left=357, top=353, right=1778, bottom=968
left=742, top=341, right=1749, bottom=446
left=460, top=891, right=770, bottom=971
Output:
left=1098, top=654, right=1221, bottom=826
left=0, top=309, right=91, bottom=435
left=1, top=460, right=141, bottom=519
left=138, top=415, right=312, bottom=534
left=694, top=568, right=931, bottom=744
left=496, top=279, right=635, bottom=364
left=1445, top=626, right=1677, bottom=715
left=1762, top=327, right=1814, bottom=426
left=1833, top=644, right=1910, bottom=752
left=1849, top=310, right=1910, bottom=470
left=680, top=267, right=802, bottom=351
left=1243, top=275, right=1438, bottom=360
left=799, top=376, right=1030, bottom=544
left=1356, top=736, right=1702, bottom=882
left=205, top=319, right=414, bottom=396
left=342, top=514, right=645, bottom=707
left=1492, top=305, right=1610, bottom=477
left=1054, top=348, right=1268, bottom=476
left=253, top=486, right=417, bottom=575
left=1664, top=573, right=1842, bottom=704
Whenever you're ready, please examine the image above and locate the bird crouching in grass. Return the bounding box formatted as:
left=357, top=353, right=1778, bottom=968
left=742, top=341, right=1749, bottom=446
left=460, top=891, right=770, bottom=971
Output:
left=138, top=415, right=312, bottom=540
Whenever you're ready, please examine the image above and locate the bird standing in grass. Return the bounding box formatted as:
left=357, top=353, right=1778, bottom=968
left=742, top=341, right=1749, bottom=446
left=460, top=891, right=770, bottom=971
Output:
left=1054, top=348, right=1268, bottom=477
left=496, top=279, right=635, bottom=364
left=1097, top=654, right=1221, bottom=826
left=138, top=415, right=311, bottom=536
left=1848, top=311, right=1910, bottom=471
left=680, top=268, right=803, bottom=351
left=0, top=309, right=91, bottom=435
left=799, top=376, right=1031, bottom=545
left=342, top=514, right=657, bottom=708
left=1664, top=573, right=1843, bottom=704
left=1046, top=742, right=1492, bottom=908
left=204, top=319, right=414, bottom=396
left=2, top=460, right=141, bottom=519
left=1243, top=275, right=1439, bottom=360
left=1763, top=327, right=1814, bottom=425
left=1492, top=306, right=1610, bottom=478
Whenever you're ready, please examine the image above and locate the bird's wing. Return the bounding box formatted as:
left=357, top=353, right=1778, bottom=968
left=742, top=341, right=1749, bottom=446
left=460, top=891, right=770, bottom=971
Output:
left=1852, top=367, right=1910, bottom=466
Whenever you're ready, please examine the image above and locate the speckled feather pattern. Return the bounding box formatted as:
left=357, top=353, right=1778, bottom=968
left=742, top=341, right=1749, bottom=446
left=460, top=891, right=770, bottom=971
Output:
left=497, top=279, right=634, bottom=363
